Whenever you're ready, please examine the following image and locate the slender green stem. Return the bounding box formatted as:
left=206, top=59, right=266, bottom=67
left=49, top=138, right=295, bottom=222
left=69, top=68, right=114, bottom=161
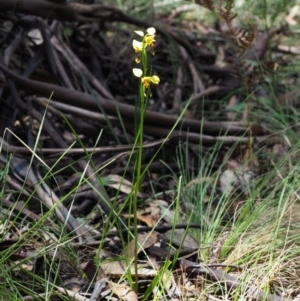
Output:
left=131, top=28, right=159, bottom=293
left=133, top=39, right=147, bottom=293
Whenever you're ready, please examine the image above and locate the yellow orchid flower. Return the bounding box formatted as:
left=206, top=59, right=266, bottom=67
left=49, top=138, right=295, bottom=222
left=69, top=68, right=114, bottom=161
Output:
left=145, top=29, right=155, bottom=46
left=141, top=75, right=160, bottom=88
left=134, top=27, right=156, bottom=49
left=132, top=68, right=160, bottom=95
left=144, top=27, right=156, bottom=53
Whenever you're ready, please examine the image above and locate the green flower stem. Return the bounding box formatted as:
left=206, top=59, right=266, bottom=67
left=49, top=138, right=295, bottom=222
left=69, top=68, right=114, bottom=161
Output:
left=141, top=40, right=148, bottom=75
left=133, top=41, right=148, bottom=293
left=131, top=29, right=158, bottom=293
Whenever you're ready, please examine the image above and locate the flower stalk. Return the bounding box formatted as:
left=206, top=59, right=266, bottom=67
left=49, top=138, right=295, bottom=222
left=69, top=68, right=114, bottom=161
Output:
left=130, top=27, right=160, bottom=292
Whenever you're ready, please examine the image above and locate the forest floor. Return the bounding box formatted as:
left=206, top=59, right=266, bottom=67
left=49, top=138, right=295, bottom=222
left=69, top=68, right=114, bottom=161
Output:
left=1, top=1, right=300, bottom=301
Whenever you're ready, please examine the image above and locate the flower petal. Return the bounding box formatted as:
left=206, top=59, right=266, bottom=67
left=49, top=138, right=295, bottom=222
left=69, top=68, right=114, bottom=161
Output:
left=147, top=27, right=156, bottom=35
left=141, top=78, right=150, bottom=89
left=134, top=30, right=144, bottom=37
left=150, top=75, right=160, bottom=84
left=145, top=36, right=155, bottom=47
left=133, top=68, right=143, bottom=77
left=132, top=39, right=143, bottom=52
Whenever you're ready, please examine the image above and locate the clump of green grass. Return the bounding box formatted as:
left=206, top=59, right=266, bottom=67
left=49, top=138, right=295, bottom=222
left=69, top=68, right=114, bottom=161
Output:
left=175, top=102, right=300, bottom=296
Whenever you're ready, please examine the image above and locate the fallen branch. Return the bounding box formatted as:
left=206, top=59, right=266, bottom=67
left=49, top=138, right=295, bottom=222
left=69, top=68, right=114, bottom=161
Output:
left=0, top=60, right=262, bottom=137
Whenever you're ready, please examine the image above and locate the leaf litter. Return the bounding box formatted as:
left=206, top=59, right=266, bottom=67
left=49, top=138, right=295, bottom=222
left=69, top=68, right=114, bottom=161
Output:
left=0, top=0, right=300, bottom=300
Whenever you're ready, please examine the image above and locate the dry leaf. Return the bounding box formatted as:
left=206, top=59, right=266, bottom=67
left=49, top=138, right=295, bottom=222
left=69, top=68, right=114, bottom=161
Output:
left=226, top=94, right=238, bottom=120
left=123, top=213, right=158, bottom=227
left=219, top=160, right=255, bottom=197
left=164, top=229, right=200, bottom=249
left=123, top=232, right=159, bottom=259
left=108, top=281, right=138, bottom=301
left=105, top=174, right=142, bottom=196
left=101, top=260, right=157, bottom=278
left=152, top=270, right=182, bottom=301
